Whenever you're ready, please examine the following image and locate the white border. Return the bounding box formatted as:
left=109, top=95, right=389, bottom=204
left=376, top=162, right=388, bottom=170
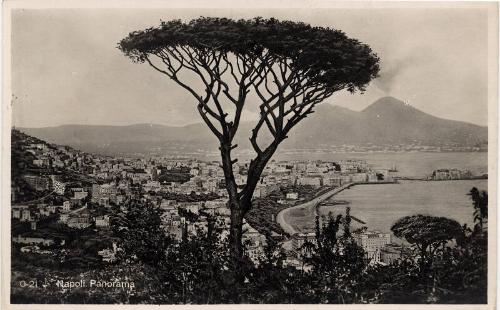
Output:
left=1, top=1, right=498, bottom=309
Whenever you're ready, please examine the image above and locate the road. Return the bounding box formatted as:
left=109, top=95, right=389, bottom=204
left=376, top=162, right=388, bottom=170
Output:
left=276, top=183, right=354, bottom=236
left=17, top=180, right=82, bottom=205
left=22, top=190, right=56, bottom=204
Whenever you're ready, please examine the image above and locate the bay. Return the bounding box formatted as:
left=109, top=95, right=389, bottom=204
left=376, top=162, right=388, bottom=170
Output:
left=278, top=151, right=489, bottom=239
left=320, top=179, right=488, bottom=235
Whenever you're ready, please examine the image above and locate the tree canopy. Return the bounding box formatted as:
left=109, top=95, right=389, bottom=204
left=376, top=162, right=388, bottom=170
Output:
left=119, top=17, right=379, bottom=93
left=391, top=215, right=464, bottom=253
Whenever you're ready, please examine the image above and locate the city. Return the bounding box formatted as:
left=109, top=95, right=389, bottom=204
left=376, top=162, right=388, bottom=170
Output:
left=11, top=129, right=484, bottom=272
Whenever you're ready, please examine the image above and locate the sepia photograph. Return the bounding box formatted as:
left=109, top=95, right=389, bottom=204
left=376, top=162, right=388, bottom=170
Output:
left=1, top=0, right=498, bottom=308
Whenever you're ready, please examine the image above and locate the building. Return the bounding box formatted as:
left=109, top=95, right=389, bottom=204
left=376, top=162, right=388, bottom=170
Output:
left=144, top=180, right=161, bottom=192
left=39, top=207, right=51, bottom=217
left=351, top=173, right=368, bottom=183
left=61, top=206, right=91, bottom=228
left=291, top=232, right=316, bottom=258
left=354, top=231, right=391, bottom=263
left=373, top=169, right=393, bottom=182
left=62, top=201, right=71, bottom=212
left=297, top=176, right=322, bottom=187
left=98, top=243, right=118, bottom=262
left=72, top=189, right=88, bottom=200
left=59, top=213, right=69, bottom=223
left=95, top=215, right=110, bottom=228
left=431, top=168, right=473, bottom=181
left=380, top=243, right=411, bottom=265
left=324, top=176, right=343, bottom=187
left=92, top=183, right=118, bottom=204
left=23, top=175, right=50, bottom=191
left=50, top=175, right=66, bottom=195
left=21, top=209, right=33, bottom=222
left=67, top=214, right=92, bottom=229
left=12, top=235, right=54, bottom=246
left=74, top=191, right=88, bottom=200
left=129, top=169, right=150, bottom=184
left=33, top=159, right=46, bottom=167
left=162, top=216, right=186, bottom=241
left=29, top=143, right=48, bottom=151
left=367, top=172, right=378, bottom=182
left=12, top=205, right=29, bottom=220
left=254, top=183, right=279, bottom=198
left=432, top=169, right=451, bottom=180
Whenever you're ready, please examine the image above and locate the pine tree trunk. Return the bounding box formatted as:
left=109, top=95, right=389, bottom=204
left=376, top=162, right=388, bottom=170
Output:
left=229, top=200, right=245, bottom=274
left=220, top=139, right=279, bottom=283
left=219, top=142, right=246, bottom=280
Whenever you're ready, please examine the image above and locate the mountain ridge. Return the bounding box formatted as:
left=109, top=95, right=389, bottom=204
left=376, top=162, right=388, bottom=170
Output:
left=18, top=97, right=487, bottom=155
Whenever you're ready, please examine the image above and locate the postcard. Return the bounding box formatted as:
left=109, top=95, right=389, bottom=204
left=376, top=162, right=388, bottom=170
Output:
left=2, top=1, right=498, bottom=309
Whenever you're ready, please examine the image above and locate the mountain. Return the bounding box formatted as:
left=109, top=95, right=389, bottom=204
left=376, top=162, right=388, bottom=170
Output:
left=19, top=97, right=487, bottom=156
left=18, top=123, right=219, bottom=155
left=283, top=97, right=487, bottom=149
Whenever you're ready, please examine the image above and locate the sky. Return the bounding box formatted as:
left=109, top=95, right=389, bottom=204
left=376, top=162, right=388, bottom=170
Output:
left=11, top=7, right=490, bottom=128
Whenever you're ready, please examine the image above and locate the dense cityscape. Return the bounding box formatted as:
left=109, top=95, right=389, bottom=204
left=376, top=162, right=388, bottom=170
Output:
left=11, top=128, right=487, bottom=289
left=11, top=129, right=400, bottom=266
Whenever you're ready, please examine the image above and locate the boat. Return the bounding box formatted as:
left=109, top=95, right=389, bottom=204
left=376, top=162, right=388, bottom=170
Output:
left=388, top=163, right=398, bottom=172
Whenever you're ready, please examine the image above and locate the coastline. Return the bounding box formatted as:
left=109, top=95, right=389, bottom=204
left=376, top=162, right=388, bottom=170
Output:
left=276, top=175, right=489, bottom=237
left=276, top=183, right=357, bottom=236
left=283, top=179, right=488, bottom=239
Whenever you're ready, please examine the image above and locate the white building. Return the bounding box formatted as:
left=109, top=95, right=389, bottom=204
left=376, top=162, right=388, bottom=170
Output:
left=354, top=231, right=391, bottom=263
left=95, top=215, right=110, bottom=227
left=12, top=205, right=29, bottom=220
left=297, top=176, right=322, bottom=187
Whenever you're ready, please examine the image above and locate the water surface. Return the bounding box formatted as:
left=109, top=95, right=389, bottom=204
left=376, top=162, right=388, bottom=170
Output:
left=319, top=180, right=488, bottom=234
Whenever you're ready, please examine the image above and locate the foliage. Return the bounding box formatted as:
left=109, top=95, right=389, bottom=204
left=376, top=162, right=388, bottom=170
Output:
left=300, top=208, right=367, bottom=303
left=391, top=215, right=464, bottom=259
left=157, top=222, right=234, bottom=303
left=373, top=188, right=488, bottom=303
left=245, top=185, right=322, bottom=236
left=245, top=198, right=286, bottom=236
left=113, top=199, right=174, bottom=266
left=112, top=198, right=237, bottom=303
left=468, top=187, right=488, bottom=231
left=12, top=187, right=488, bottom=304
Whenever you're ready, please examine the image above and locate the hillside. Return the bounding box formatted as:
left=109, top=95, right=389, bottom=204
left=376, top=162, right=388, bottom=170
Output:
left=11, top=129, right=96, bottom=203
left=19, top=97, right=487, bottom=156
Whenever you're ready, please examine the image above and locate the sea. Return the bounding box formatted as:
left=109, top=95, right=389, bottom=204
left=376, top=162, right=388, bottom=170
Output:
left=321, top=179, right=488, bottom=234
left=276, top=151, right=489, bottom=238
